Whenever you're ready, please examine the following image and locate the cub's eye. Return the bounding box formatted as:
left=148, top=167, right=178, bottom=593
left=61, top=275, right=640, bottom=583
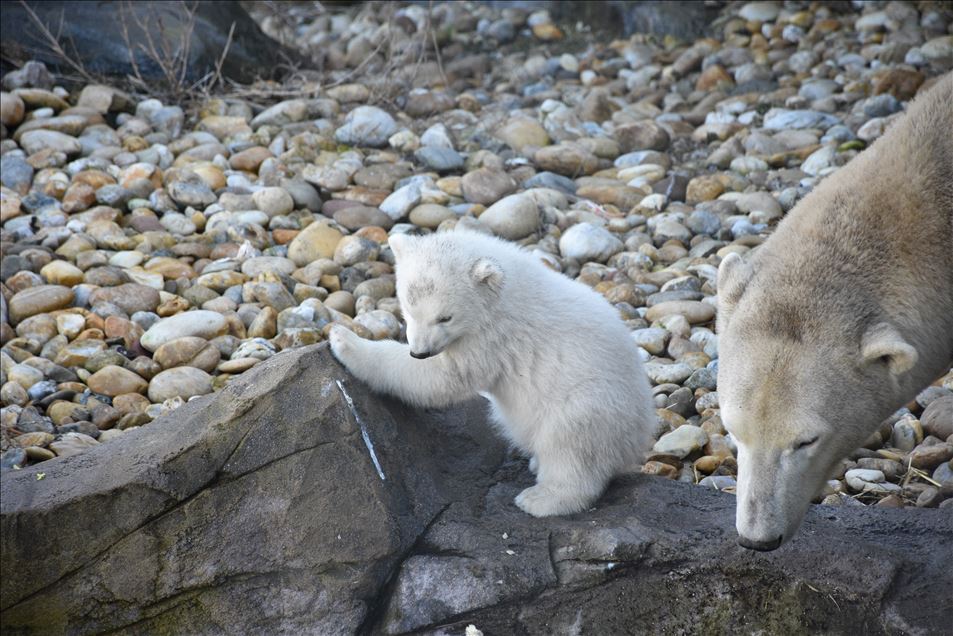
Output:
left=437, top=315, right=452, bottom=324
left=795, top=436, right=819, bottom=450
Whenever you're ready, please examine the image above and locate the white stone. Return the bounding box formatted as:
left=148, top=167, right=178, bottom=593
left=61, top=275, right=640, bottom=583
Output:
left=653, top=425, right=708, bottom=458
left=479, top=193, right=540, bottom=240
left=141, top=310, right=228, bottom=352
left=558, top=222, right=623, bottom=263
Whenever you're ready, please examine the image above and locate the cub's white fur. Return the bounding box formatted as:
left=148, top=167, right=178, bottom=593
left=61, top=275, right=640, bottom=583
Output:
left=330, top=230, right=654, bottom=517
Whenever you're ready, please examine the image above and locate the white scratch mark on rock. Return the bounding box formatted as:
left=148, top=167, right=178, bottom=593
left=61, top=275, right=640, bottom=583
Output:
left=336, top=379, right=386, bottom=481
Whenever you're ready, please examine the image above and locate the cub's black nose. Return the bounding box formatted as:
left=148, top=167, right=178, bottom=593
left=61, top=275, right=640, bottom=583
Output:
left=410, top=351, right=432, bottom=359
left=737, top=534, right=783, bottom=552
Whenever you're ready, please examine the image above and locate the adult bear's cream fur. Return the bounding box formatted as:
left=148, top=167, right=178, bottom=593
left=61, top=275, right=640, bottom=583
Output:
left=717, top=72, right=953, bottom=551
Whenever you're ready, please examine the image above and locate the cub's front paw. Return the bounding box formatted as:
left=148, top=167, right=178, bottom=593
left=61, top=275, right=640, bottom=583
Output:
left=515, top=484, right=591, bottom=517
left=329, top=324, right=360, bottom=366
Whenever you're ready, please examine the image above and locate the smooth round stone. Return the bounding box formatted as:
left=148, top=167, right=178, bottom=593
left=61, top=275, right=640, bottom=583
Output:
left=110, top=251, right=145, bottom=268
left=479, top=193, right=540, bottom=240
left=86, top=365, right=148, bottom=396
left=533, top=144, right=598, bottom=176
left=335, top=106, right=398, bottom=147
left=40, top=260, right=84, bottom=286
left=645, top=301, right=715, bottom=324
left=288, top=222, right=343, bottom=267
left=408, top=204, right=454, bottom=229
left=194, top=270, right=247, bottom=291
left=1, top=381, right=30, bottom=406
left=250, top=282, right=296, bottom=311
left=85, top=349, right=130, bottom=373
left=140, top=310, right=228, bottom=352
left=644, top=361, right=694, bottom=385
left=231, top=338, right=277, bottom=361
left=920, top=397, right=953, bottom=439
left=559, top=223, right=623, bottom=263
left=1, top=448, right=28, bottom=470
left=908, top=444, right=953, bottom=471
left=1, top=154, right=34, bottom=193
left=325, top=290, right=356, bottom=316
left=8, top=364, right=44, bottom=390
left=49, top=432, right=99, bottom=458
left=153, top=336, right=220, bottom=372
left=685, top=368, right=717, bottom=391
left=217, top=357, right=260, bottom=373
left=333, top=236, right=379, bottom=266
left=380, top=182, right=423, bottom=221
left=698, top=475, right=737, bottom=491
left=8, top=285, right=74, bottom=324
left=354, top=309, right=400, bottom=340
left=240, top=256, right=297, bottom=278
left=333, top=206, right=394, bottom=231
left=414, top=146, right=464, bottom=172
left=16, top=313, right=57, bottom=342
left=252, top=187, right=294, bottom=217
left=631, top=328, right=670, bottom=355
left=653, top=425, right=708, bottom=459
left=495, top=116, right=550, bottom=153
left=461, top=168, right=517, bottom=205
left=89, top=283, right=161, bottom=315
left=1, top=91, right=26, bottom=127
left=167, top=179, right=216, bottom=208
left=148, top=367, right=213, bottom=403
left=739, top=2, right=780, bottom=22
left=159, top=212, right=196, bottom=235
left=19, top=129, right=82, bottom=155
left=845, top=468, right=900, bottom=494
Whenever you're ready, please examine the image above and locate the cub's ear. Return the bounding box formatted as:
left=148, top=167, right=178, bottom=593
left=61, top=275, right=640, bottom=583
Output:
left=862, top=322, right=918, bottom=375
left=716, top=252, right=753, bottom=332
left=471, top=257, right=504, bottom=293
left=388, top=234, right=414, bottom=261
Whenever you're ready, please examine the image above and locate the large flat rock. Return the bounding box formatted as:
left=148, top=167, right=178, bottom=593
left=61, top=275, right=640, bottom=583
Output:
left=2, top=345, right=951, bottom=634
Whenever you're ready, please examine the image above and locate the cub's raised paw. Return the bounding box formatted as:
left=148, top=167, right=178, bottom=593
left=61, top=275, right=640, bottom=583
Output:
left=329, top=325, right=359, bottom=364
left=515, top=484, right=588, bottom=517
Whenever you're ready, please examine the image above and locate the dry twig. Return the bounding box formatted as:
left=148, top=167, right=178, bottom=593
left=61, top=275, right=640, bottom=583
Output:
left=17, top=0, right=98, bottom=83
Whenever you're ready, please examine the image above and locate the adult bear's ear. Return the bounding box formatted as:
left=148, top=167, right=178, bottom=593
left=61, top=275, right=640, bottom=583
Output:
left=388, top=234, right=414, bottom=261
left=862, top=322, right=918, bottom=375
left=471, top=258, right=504, bottom=294
left=717, top=252, right=753, bottom=332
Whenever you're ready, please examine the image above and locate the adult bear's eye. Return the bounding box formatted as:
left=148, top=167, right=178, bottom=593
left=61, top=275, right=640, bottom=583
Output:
left=795, top=436, right=819, bottom=450
left=437, top=315, right=452, bottom=323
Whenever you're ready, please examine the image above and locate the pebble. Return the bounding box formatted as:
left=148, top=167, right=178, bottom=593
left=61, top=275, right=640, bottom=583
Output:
left=335, top=105, right=398, bottom=147
left=49, top=432, right=99, bottom=458
left=845, top=468, right=901, bottom=495
left=558, top=223, right=622, bottom=263
left=148, top=367, right=214, bottom=403
left=86, top=365, right=149, bottom=396
left=479, top=193, right=539, bottom=240
left=645, top=301, right=715, bottom=325
left=461, top=169, right=517, bottom=205
left=8, top=285, right=74, bottom=324
left=288, top=222, right=344, bottom=266
left=653, top=425, right=708, bottom=459
left=140, top=311, right=229, bottom=351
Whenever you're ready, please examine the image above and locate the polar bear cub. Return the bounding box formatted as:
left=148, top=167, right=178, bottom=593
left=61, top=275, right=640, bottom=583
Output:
left=330, top=229, right=655, bottom=517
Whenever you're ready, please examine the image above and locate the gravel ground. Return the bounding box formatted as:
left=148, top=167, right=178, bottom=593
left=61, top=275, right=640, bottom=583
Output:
left=1, top=1, right=951, bottom=509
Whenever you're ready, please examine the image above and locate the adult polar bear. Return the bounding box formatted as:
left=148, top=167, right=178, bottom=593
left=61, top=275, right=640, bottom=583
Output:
left=330, top=230, right=655, bottom=517
left=718, top=72, right=953, bottom=551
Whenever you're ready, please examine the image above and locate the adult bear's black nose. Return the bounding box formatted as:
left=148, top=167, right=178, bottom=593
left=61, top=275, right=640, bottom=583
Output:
left=737, top=534, right=783, bottom=551
left=410, top=350, right=432, bottom=359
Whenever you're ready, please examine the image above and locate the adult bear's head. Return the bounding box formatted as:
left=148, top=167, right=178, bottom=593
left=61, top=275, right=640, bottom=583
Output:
left=716, top=252, right=918, bottom=551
